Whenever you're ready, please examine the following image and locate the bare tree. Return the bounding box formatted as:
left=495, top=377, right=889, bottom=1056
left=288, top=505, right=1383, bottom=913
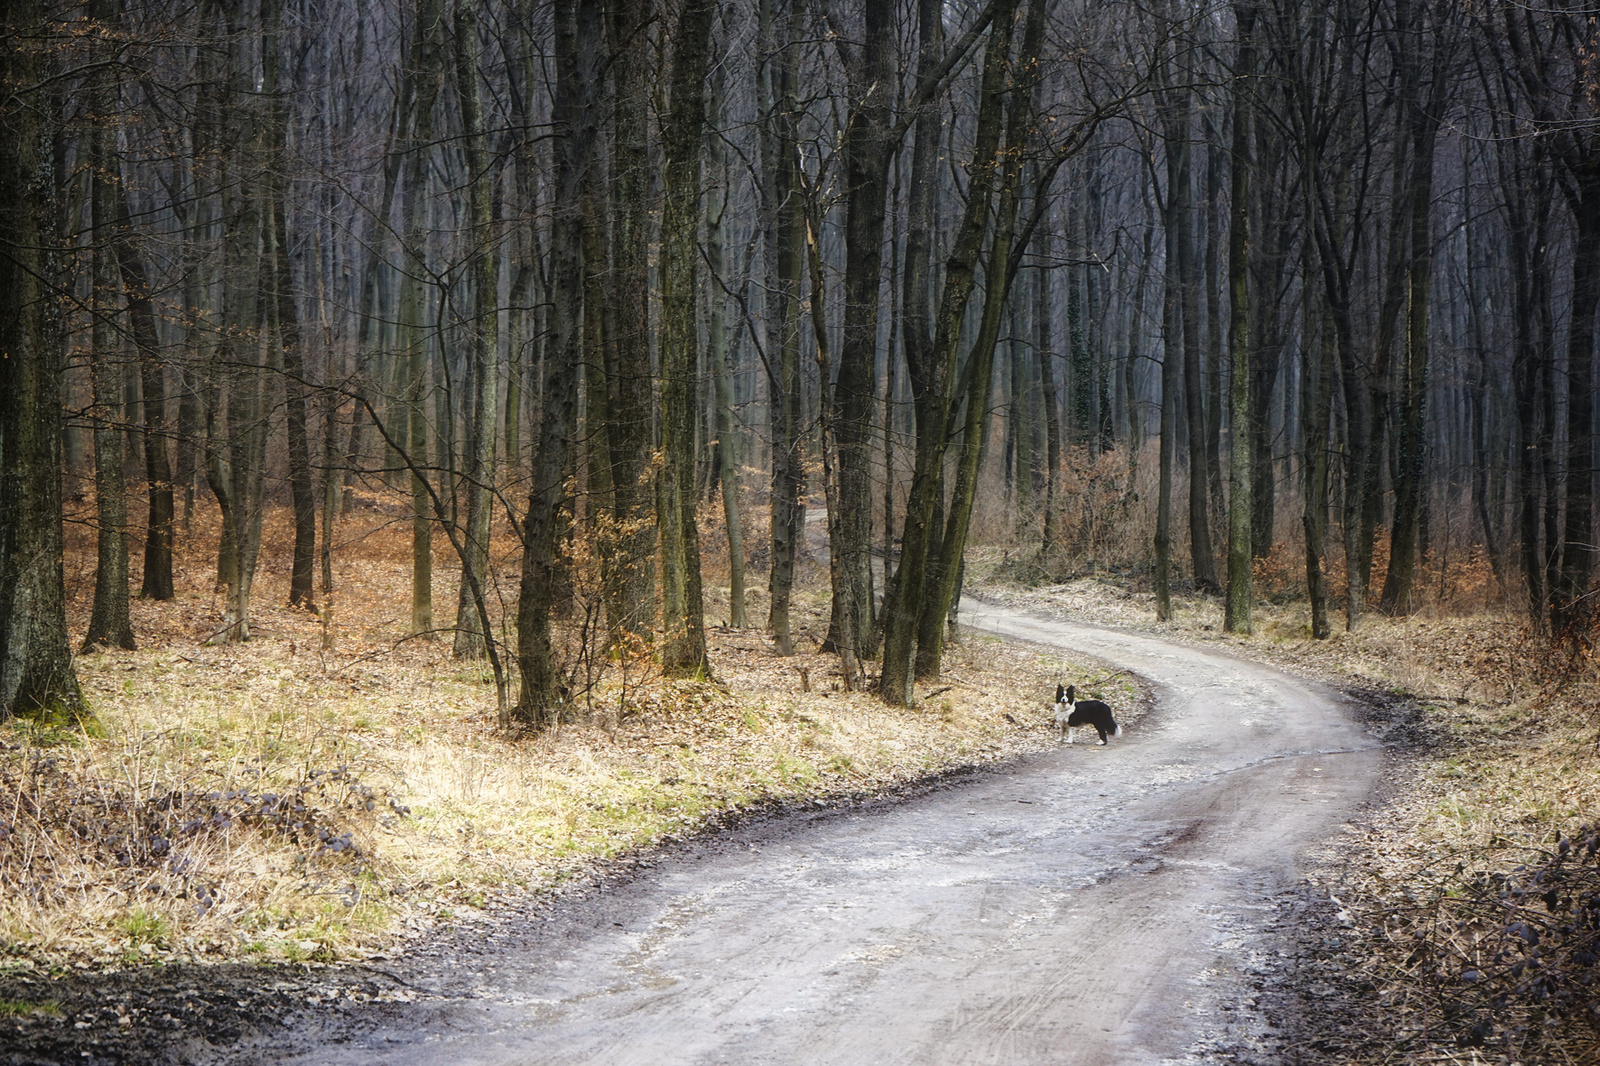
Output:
left=450, top=0, right=500, bottom=659
left=658, top=0, right=718, bottom=679
left=1224, top=0, right=1257, bottom=634
left=82, top=9, right=137, bottom=653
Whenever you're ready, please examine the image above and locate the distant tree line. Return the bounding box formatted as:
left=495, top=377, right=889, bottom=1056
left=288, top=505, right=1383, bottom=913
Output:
left=2, top=0, right=1597, bottom=724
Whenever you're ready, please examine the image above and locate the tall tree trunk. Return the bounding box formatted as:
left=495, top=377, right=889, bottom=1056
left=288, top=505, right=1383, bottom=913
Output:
left=214, top=1, right=268, bottom=644
left=917, top=0, right=1042, bottom=681
left=1301, top=241, right=1333, bottom=640
left=1038, top=236, right=1063, bottom=555
left=320, top=339, right=340, bottom=647
left=0, top=0, right=83, bottom=717
left=762, top=0, right=805, bottom=657
left=1066, top=185, right=1092, bottom=443
left=1154, top=59, right=1184, bottom=622
left=451, top=0, right=500, bottom=659
left=83, top=80, right=137, bottom=653
left=113, top=168, right=175, bottom=602
left=657, top=0, right=717, bottom=680
left=1462, top=215, right=1505, bottom=593
left=1306, top=137, right=1370, bottom=631
left=1203, top=134, right=1225, bottom=513
left=1006, top=299, right=1029, bottom=506
left=1172, top=84, right=1219, bottom=594
left=878, top=0, right=941, bottom=658
left=1359, top=17, right=1427, bottom=614
left=402, top=262, right=433, bottom=638
left=1124, top=217, right=1154, bottom=472
left=400, top=0, right=442, bottom=638
left=706, top=72, right=747, bottom=629
left=1224, top=0, right=1256, bottom=634
left=257, top=0, right=316, bottom=615
left=826, top=0, right=898, bottom=688
left=602, top=0, right=658, bottom=650
left=1379, top=24, right=1446, bottom=616
left=515, top=0, right=600, bottom=726
left=266, top=97, right=317, bottom=615
left=1506, top=155, right=1553, bottom=625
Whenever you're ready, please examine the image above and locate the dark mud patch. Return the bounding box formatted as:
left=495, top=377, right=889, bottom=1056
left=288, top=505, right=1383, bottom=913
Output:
left=0, top=963, right=366, bottom=1066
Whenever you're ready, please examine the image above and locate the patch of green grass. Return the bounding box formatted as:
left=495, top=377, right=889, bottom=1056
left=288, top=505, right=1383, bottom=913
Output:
left=122, top=908, right=169, bottom=948
left=5, top=703, right=104, bottom=745
left=773, top=754, right=818, bottom=786
left=0, top=999, right=61, bottom=1017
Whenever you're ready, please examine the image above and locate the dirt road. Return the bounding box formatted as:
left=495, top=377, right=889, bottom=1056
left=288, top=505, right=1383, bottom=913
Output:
left=229, top=604, right=1382, bottom=1065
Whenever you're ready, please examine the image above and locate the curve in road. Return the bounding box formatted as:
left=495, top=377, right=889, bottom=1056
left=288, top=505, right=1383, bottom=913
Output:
left=256, top=603, right=1382, bottom=1066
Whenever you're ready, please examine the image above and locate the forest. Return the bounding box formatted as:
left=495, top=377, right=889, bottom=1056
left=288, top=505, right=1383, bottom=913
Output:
left=1, top=0, right=1597, bottom=726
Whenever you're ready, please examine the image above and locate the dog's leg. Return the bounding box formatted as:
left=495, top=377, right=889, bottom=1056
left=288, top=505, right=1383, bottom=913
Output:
left=1065, top=725, right=1075, bottom=744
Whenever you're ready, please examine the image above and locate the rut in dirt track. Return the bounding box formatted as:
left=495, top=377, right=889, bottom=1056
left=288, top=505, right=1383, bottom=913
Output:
left=226, top=602, right=1383, bottom=1066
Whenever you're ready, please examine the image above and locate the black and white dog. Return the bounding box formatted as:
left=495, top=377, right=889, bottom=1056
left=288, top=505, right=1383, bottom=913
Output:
left=1054, top=683, right=1121, bottom=745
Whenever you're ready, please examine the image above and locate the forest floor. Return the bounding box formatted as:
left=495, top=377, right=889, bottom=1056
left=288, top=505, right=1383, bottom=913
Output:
left=1, top=504, right=1597, bottom=1063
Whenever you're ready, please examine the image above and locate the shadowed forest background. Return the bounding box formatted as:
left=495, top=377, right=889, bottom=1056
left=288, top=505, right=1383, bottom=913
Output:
left=2, top=0, right=1597, bottom=723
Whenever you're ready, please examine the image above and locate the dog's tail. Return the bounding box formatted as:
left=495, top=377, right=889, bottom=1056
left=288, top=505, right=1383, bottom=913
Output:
left=1113, top=720, right=1123, bottom=737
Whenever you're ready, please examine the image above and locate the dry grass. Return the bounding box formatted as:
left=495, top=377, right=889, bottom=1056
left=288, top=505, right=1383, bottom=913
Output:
left=1, top=501, right=1077, bottom=974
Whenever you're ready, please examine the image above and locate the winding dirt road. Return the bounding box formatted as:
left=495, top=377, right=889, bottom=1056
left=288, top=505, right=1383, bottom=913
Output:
left=245, top=603, right=1383, bottom=1065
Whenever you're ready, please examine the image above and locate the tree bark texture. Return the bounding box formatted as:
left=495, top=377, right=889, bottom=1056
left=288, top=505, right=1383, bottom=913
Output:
left=83, top=52, right=137, bottom=654
left=602, top=0, right=658, bottom=651
left=452, top=0, right=501, bottom=660
left=826, top=0, right=897, bottom=687
left=1224, top=0, right=1256, bottom=635
left=0, top=0, right=84, bottom=718
left=515, top=0, right=600, bottom=726
left=762, top=0, right=805, bottom=657
left=658, top=0, right=717, bottom=680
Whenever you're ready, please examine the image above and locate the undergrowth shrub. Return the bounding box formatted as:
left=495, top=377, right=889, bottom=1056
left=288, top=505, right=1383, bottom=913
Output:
left=1401, top=829, right=1600, bottom=1055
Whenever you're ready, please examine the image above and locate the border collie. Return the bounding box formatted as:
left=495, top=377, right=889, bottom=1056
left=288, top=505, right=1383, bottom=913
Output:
left=1054, top=683, right=1121, bottom=745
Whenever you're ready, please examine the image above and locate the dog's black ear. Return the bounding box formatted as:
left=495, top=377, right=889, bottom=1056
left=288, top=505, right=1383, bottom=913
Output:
left=1055, top=683, right=1065, bottom=703
left=1065, top=685, right=1075, bottom=703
